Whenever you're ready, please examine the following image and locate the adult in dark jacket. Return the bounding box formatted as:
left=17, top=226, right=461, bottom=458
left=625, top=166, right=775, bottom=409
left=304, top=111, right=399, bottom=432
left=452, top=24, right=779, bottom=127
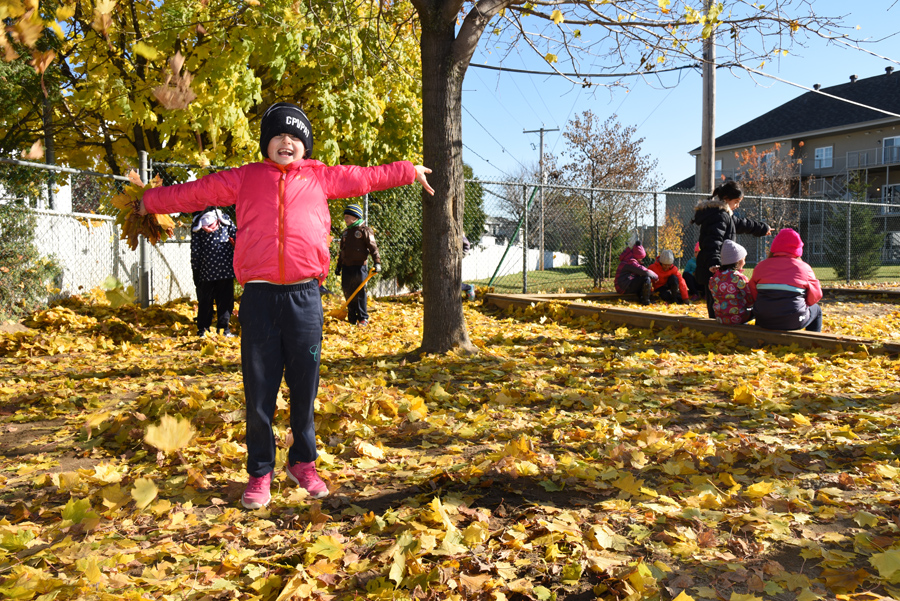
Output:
left=691, top=181, right=771, bottom=318
left=190, top=207, right=237, bottom=336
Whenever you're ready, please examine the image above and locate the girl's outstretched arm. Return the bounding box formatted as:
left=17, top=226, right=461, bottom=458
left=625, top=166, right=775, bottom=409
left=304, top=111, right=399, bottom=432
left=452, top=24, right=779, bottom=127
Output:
left=415, top=165, right=434, bottom=196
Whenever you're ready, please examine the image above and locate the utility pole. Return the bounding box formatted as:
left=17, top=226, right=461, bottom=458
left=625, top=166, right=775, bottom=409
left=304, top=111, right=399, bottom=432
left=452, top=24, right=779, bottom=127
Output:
left=699, top=0, right=716, bottom=195
left=524, top=126, right=559, bottom=270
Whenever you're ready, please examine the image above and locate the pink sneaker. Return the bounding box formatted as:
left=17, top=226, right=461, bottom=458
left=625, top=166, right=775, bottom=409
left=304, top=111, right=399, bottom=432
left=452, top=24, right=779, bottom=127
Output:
left=285, top=461, right=328, bottom=498
left=241, top=472, right=272, bottom=509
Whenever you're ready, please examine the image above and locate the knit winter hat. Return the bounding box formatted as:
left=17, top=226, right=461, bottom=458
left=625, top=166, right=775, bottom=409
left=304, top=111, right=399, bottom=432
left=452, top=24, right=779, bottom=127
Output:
left=631, top=241, right=646, bottom=261
left=659, top=250, right=675, bottom=266
left=770, top=228, right=804, bottom=257
left=259, top=102, right=313, bottom=159
left=344, top=203, right=363, bottom=220
left=719, top=240, right=747, bottom=266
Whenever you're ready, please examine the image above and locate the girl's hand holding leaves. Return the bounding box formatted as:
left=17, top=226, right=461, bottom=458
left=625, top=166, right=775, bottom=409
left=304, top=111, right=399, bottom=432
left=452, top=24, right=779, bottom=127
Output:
left=112, top=170, right=175, bottom=250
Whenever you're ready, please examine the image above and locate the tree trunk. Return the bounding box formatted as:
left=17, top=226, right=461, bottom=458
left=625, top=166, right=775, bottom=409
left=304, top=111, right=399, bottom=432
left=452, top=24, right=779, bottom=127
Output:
left=415, top=14, right=475, bottom=355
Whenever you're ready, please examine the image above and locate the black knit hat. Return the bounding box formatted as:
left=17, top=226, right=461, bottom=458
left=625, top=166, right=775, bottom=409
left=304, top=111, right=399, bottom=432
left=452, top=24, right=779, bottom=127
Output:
left=259, top=102, right=313, bottom=160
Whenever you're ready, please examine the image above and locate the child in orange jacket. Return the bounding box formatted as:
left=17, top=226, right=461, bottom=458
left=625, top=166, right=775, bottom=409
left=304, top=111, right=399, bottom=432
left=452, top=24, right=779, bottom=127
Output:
left=648, top=250, right=689, bottom=304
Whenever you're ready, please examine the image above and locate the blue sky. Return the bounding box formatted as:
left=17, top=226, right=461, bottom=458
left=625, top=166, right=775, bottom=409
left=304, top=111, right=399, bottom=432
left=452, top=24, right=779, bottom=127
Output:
left=460, top=1, right=900, bottom=188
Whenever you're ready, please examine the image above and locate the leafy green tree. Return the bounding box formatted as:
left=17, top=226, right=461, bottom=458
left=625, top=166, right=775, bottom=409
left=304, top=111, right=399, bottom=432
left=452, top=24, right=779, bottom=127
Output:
left=0, top=204, right=61, bottom=320
left=824, top=177, right=885, bottom=281
left=1, top=0, right=424, bottom=174
left=462, top=163, right=487, bottom=244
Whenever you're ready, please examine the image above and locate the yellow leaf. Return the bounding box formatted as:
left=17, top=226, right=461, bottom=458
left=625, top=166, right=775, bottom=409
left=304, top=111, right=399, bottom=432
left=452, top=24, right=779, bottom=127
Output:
left=95, top=0, right=116, bottom=14
left=133, top=41, right=159, bottom=60
left=853, top=511, right=878, bottom=528
left=730, top=594, right=763, bottom=601
left=870, top=549, right=900, bottom=580
left=131, top=478, right=158, bottom=510
left=732, top=383, right=757, bottom=404
left=796, top=588, right=821, bottom=601
left=744, top=481, right=774, bottom=498
left=275, top=572, right=312, bottom=601
left=463, top=522, right=489, bottom=546
left=428, top=382, right=452, bottom=401
left=613, top=473, right=645, bottom=496
left=791, top=413, right=811, bottom=426
left=144, top=415, right=196, bottom=454
left=551, top=10, right=564, bottom=24
left=544, top=53, right=558, bottom=64
left=355, top=441, right=385, bottom=460
left=308, top=535, right=344, bottom=561
left=77, top=555, right=103, bottom=583
left=673, top=593, right=695, bottom=601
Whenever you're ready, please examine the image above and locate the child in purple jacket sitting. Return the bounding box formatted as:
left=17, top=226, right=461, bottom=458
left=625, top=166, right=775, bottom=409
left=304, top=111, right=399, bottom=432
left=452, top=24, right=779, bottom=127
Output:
left=614, top=240, right=658, bottom=305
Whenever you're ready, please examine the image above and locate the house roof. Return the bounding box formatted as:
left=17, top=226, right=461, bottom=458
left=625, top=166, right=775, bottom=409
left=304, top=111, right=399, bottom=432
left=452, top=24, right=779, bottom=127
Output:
left=692, top=68, right=900, bottom=152
left=665, top=175, right=695, bottom=192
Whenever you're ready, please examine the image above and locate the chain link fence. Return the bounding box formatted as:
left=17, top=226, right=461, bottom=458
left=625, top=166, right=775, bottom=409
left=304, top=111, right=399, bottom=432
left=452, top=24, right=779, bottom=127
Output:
left=2, top=157, right=899, bottom=318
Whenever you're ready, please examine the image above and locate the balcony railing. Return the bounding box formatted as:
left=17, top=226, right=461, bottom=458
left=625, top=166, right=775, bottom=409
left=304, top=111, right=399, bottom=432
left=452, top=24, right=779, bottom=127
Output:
left=802, top=145, right=900, bottom=176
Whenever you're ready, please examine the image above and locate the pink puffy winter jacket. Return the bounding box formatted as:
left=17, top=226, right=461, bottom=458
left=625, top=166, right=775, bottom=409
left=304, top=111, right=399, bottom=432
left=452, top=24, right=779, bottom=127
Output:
left=143, top=159, right=415, bottom=285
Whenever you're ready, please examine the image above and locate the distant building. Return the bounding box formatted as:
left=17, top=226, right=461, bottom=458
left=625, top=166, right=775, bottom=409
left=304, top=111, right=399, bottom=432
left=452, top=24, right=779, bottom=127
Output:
left=666, top=68, right=900, bottom=265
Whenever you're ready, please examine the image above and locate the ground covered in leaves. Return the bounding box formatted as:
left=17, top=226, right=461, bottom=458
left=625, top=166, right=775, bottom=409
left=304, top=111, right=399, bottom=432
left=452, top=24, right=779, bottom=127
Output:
left=1, top=288, right=900, bottom=601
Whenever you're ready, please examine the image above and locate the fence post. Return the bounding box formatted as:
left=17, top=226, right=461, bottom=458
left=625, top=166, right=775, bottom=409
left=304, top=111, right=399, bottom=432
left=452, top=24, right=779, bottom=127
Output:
left=845, top=199, right=852, bottom=284
left=522, top=184, right=528, bottom=294
left=653, top=192, right=658, bottom=257
left=139, top=151, right=151, bottom=307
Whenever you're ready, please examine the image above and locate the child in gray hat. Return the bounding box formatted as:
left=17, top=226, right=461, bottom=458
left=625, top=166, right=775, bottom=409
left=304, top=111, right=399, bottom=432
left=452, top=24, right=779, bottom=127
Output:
left=708, top=240, right=754, bottom=324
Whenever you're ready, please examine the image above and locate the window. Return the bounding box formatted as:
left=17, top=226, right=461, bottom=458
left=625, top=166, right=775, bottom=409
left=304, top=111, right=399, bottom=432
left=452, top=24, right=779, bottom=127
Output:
left=814, top=146, right=833, bottom=169
left=884, top=184, right=900, bottom=214
left=808, top=233, right=823, bottom=257
left=885, top=137, right=900, bottom=164
left=714, top=160, right=722, bottom=180
left=759, top=152, right=775, bottom=173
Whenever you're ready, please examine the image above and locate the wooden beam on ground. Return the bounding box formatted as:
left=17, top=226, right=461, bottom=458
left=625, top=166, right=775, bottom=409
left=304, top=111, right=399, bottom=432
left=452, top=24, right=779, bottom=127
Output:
left=822, top=287, right=900, bottom=300
left=484, top=293, right=900, bottom=355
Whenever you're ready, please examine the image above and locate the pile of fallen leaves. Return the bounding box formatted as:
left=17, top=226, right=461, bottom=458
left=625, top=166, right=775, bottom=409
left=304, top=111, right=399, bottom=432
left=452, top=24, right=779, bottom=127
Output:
left=112, top=170, right=175, bottom=250
left=1, top=291, right=899, bottom=601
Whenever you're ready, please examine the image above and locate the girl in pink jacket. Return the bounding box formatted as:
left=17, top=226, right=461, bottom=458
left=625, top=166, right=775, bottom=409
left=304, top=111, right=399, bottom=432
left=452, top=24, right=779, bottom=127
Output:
left=140, top=102, right=433, bottom=509
left=749, top=228, right=823, bottom=332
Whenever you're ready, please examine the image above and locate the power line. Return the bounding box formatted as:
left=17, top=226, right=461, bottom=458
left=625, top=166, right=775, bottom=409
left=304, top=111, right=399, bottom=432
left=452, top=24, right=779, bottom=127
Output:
left=462, top=105, right=530, bottom=172
left=468, top=62, right=700, bottom=80
left=462, top=142, right=515, bottom=178
left=470, top=68, right=527, bottom=130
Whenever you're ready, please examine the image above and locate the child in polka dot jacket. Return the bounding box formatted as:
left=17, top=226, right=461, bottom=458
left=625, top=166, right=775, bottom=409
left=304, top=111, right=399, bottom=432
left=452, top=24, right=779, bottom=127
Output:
left=708, top=240, right=754, bottom=325
left=190, top=207, right=237, bottom=336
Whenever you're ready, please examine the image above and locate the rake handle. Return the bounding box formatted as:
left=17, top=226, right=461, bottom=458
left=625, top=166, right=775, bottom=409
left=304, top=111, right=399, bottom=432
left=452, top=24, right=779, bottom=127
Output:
left=338, top=269, right=376, bottom=310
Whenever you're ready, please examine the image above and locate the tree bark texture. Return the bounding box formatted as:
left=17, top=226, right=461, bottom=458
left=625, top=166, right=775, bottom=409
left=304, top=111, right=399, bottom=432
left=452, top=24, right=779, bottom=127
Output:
left=416, top=14, right=474, bottom=355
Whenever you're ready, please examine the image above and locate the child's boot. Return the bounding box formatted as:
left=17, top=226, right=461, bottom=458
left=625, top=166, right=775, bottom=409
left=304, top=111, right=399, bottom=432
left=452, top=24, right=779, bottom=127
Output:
left=640, top=281, right=652, bottom=305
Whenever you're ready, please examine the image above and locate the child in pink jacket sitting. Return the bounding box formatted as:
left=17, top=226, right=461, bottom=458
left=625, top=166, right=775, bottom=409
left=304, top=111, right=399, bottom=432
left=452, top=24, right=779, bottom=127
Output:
left=140, top=102, right=433, bottom=509
left=749, top=228, right=823, bottom=332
